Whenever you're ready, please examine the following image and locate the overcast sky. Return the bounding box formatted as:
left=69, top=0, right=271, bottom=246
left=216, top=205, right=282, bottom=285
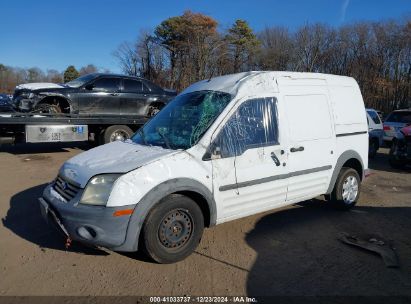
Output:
left=0, top=0, right=410, bottom=73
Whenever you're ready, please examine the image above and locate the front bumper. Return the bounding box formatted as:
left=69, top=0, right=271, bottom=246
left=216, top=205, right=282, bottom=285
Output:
left=39, top=183, right=136, bottom=249
left=383, top=135, right=394, bottom=142
left=13, top=96, right=37, bottom=111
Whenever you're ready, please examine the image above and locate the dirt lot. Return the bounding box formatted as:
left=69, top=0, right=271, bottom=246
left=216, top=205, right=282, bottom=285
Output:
left=0, top=144, right=410, bottom=298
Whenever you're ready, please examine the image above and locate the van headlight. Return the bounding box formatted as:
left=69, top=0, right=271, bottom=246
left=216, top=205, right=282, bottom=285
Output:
left=80, top=174, right=121, bottom=206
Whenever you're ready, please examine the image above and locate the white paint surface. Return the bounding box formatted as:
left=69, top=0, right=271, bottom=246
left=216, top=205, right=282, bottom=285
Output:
left=56, top=71, right=368, bottom=223
left=16, top=83, right=65, bottom=90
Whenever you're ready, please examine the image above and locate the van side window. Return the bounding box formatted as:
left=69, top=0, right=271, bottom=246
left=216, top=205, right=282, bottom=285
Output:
left=215, top=97, right=279, bottom=158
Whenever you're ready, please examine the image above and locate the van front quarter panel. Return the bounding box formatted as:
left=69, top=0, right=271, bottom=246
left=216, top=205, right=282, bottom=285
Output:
left=107, top=151, right=215, bottom=252
left=111, top=177, right=216, bottom=252
left=106, top=150, right=212, bottom=208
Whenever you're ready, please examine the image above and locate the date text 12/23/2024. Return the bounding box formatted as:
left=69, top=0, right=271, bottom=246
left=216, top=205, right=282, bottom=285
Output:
left=149, top=296, right=257, bottom=303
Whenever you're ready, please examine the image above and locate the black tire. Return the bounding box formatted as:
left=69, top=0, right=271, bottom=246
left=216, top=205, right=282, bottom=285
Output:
left=142, top=195, right=204, bottom=264
left=384, top=140, right=392, bottom=148
left=330, top=167, right=361, bottom=210
left=368, top=139, right=378, bottom=159
left=389, top=141, right=406, bottom=169
left=103, top=125, right=133, bottom=144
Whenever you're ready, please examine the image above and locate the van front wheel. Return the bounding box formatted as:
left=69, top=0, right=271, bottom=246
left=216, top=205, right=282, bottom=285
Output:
left=142, top=195, right=204, bottom=264
left=330, top=167, right=361, bottom=210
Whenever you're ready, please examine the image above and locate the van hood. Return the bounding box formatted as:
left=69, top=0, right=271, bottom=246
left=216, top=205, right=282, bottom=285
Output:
left=60, top=140, right=177, bottom=188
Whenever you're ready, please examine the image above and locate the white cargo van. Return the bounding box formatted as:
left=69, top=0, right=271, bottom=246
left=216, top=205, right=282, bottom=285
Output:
left=39, top=71, right=369, bottom=263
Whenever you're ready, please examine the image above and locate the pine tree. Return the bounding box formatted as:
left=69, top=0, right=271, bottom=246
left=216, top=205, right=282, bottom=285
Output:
left=63, top=65, right=80, bottom=82
left=226, top=19, right=260, bottom=72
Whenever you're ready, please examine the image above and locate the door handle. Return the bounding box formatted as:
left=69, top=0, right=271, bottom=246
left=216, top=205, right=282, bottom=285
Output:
left=290, top=146, right=304, bottom=153
left=270, top=152, right=281, bottom=166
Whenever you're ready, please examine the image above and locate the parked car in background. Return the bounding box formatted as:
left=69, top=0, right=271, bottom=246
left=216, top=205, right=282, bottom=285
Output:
left=366, top=108, right=383, bottom=158
left=389, top=125, right=411, bottom=169
left=11, top=73, right=176, bottom=115
left=0, top=94, right=13, bottom=112
left=383, top=109, right=411, bottom=144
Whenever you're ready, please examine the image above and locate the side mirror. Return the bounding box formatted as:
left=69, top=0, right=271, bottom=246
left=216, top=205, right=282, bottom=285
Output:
left=85, top=84, right=94, bottom=90
left=202, top=143, right=222, bottom=161
left=211, top=146, right=222, bottom=159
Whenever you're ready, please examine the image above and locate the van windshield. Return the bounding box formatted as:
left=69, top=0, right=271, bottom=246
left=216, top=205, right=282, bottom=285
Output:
left=131, top=90, right=232, bottom=150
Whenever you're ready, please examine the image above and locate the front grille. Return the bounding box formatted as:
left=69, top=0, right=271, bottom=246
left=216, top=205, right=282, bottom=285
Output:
left=53, top=175, right=81, bottom=201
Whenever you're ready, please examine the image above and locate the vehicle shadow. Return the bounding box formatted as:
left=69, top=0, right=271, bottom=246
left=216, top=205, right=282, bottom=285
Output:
left=2, top=183, right=108, bottom=255
left=0, top=142, right=92, bottom=155
left=245, top=199, right=411, bottom=297
left=368, top=151, right=411, bottom=174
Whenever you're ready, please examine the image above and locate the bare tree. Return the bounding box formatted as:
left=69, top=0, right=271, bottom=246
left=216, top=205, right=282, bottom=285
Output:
left=104, top=14, right=409, bottom=111
left=257, top=27, right=294, bottom=70
left=294, top=23, right=333, bottom=72
left=112, top=42, right=139, bottom=76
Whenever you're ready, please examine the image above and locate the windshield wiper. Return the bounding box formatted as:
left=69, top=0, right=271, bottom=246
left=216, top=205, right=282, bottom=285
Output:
left=158, top=131, right=172, bottom=149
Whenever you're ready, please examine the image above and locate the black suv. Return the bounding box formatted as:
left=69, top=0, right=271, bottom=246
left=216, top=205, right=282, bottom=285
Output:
left=12, top=73, right=176, bottom=116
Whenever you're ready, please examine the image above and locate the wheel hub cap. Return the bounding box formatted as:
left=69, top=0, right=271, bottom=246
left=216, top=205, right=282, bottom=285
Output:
left=110, top=131, right=128, bottom=142
left=342, top=175, right=359, bottom=204
left=158, top=209, right=193, bottom=249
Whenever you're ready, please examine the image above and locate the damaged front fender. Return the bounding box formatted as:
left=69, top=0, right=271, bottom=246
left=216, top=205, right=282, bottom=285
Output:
left=111, top=177, right=216, bottom=252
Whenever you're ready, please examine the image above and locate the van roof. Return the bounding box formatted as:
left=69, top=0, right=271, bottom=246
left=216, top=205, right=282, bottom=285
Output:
left=181, top=71, right=357, bottom=95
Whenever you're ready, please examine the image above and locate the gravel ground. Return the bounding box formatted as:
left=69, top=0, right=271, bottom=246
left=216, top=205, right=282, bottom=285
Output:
left=0, top=144, right=410, bottom=298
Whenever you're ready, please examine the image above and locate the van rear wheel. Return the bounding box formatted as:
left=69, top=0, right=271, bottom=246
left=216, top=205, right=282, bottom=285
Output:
left=142, top=195, right=204, bottom=264
left=330, top=167, right=361, bottom=210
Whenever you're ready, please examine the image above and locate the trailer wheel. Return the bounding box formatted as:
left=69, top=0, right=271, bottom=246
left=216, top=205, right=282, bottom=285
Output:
left=103, top=125, right=133, bottom=144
